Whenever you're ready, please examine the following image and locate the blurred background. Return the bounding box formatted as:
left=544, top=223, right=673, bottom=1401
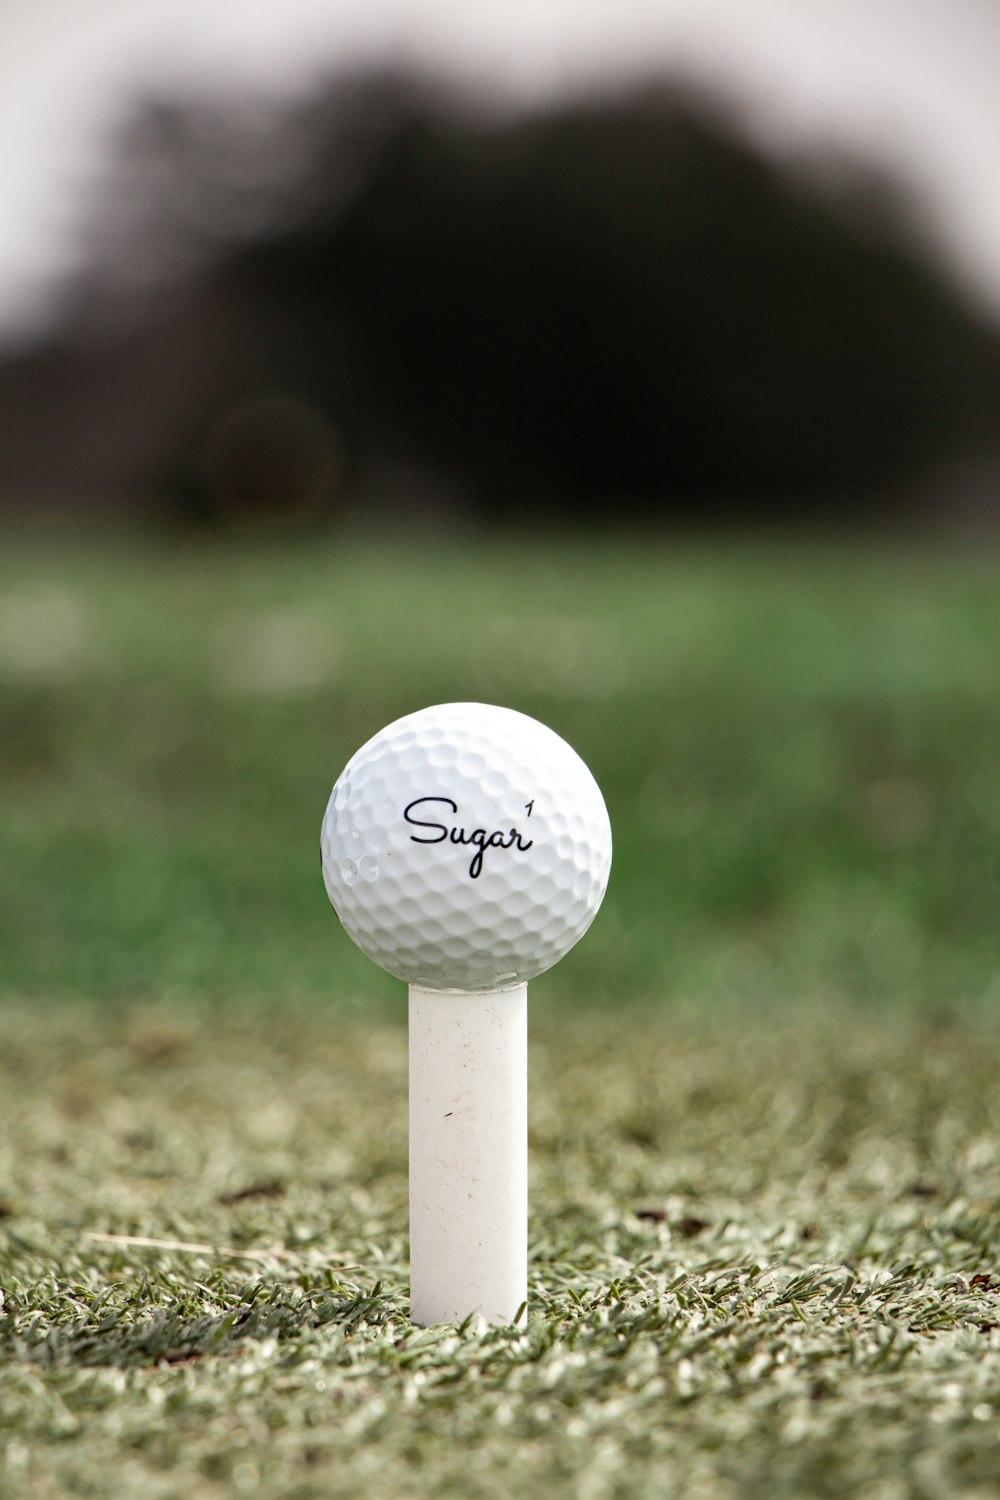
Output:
left=2, top=0, right=999, bottom=1015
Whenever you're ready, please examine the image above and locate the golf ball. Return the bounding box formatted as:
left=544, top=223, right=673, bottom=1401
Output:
left=321, top=702, right=612, bottom=991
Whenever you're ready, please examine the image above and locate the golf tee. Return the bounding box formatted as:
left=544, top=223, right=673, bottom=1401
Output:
left=408, top=984, right=528, bottom=1327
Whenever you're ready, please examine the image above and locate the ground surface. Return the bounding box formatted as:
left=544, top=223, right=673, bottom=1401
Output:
left=1, top=533, right=999, bottom=1497
left=2, top=1002, right=999, bottom=1499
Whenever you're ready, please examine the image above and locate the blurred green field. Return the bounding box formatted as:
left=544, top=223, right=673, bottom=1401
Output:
left=1, top=533, right=999, bottom=1013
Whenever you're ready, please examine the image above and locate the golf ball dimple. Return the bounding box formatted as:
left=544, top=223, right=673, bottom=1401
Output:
left=321, top=702, right=612, bottom=991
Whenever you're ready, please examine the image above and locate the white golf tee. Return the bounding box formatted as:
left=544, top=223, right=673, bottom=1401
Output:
left=408, top=984, right=528, bottom=1327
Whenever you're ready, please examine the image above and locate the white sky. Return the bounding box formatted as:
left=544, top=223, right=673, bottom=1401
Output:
left=1, top=0, right=999, bottom=342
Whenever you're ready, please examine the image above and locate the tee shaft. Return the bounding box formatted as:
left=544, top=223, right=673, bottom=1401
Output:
left=408, top=984, right=528, bottom=1326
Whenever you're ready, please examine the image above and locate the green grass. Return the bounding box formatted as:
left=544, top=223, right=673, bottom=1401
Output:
left=2, top=532, right=1000, bottom=1496
left=2, top=1001, right=999, bottom=1498
left=1, top=534, right=999, bottom=1011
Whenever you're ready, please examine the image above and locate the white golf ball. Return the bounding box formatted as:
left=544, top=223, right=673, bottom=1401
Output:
left=321, top=702, right=612, bottom=991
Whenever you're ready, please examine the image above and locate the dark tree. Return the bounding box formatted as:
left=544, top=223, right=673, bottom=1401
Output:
left=1, top=74, right=999, bottom=524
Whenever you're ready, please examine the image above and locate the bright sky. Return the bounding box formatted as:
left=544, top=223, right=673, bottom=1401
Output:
left=2, top=0, right=999, bottom=342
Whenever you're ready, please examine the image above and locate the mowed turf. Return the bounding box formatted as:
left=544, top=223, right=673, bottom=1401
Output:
left=1, top=533, right=1000, bottom=1497
left=1, top=534, right=1000, bottom=1011
left=2, top=1002, right=999, bottom=1499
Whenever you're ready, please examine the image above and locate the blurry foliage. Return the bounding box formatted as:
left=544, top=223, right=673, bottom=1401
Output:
left=1, top=73, right=999, bottom=524
left=193, top=392, right=342, bottom=527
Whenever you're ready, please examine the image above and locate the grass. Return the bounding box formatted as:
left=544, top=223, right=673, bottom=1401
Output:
left=1, top=532, right=999, bottom=1011
left=2, top=530, right=1000, bottom=1496
left=2, top=1001, right=999, bottom=1498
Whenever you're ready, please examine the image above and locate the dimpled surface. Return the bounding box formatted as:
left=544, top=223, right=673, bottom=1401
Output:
left=321, top=703, right=612, bottom=991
